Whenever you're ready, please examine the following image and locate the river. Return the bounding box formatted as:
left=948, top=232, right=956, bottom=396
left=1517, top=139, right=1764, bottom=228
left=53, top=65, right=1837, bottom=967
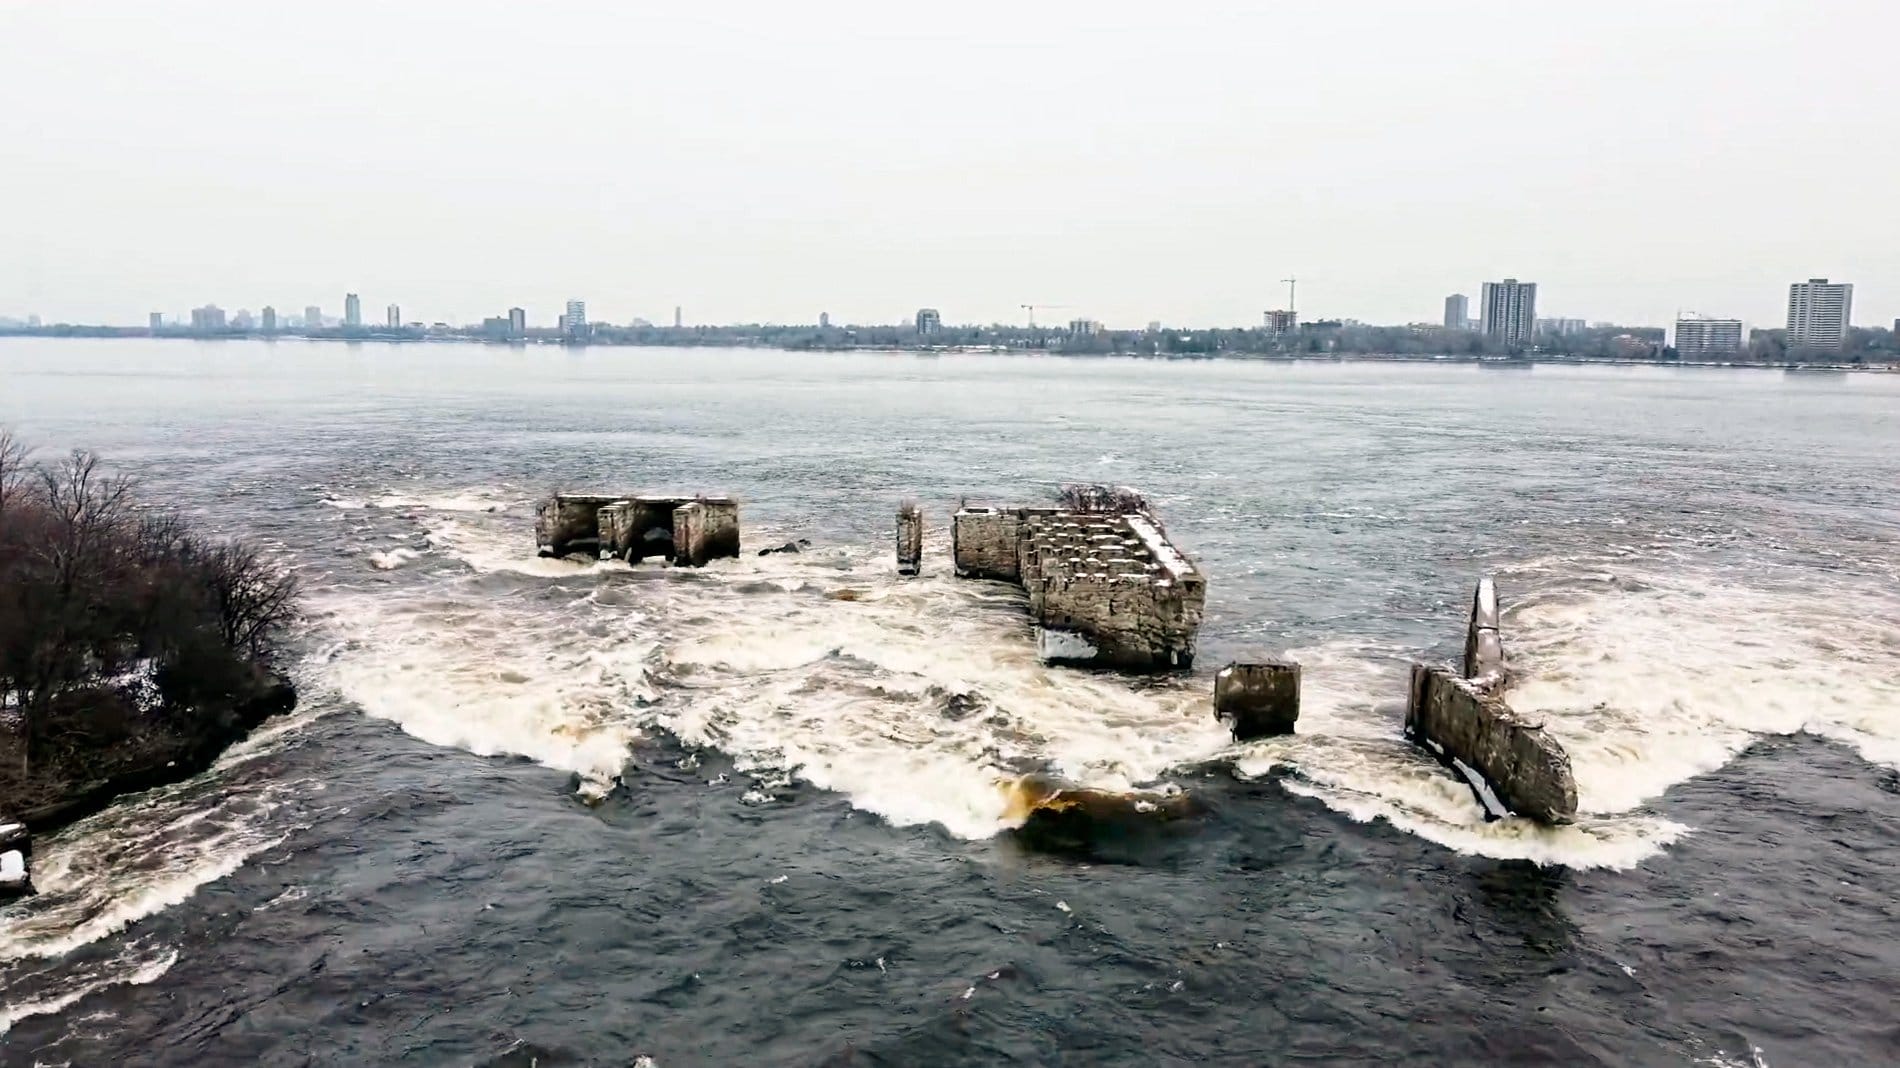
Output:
left=2, top=339, right=1897, bottom=1065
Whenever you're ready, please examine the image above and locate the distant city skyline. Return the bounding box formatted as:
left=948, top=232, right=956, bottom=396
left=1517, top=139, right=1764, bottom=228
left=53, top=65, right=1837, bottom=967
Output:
left=30, top=272, right=1897, bottom=338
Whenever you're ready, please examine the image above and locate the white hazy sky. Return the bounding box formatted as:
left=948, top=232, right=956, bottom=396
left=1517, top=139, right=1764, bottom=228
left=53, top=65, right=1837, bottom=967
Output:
left=2, top=1, right=1896, bottom=330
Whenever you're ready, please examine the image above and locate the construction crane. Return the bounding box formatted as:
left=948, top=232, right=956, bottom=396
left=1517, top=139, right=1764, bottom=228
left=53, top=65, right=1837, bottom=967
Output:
left=1021, top=303, right=1070, bottom=329
left=1280, top=277, right=1298, bottom=314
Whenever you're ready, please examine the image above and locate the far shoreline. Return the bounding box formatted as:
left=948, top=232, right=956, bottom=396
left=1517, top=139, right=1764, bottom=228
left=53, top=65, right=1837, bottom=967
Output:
left=2, top=329, right=1896, bottom=374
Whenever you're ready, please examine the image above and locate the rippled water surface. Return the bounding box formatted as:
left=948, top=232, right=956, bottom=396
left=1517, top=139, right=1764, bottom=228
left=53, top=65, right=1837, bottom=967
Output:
left=2, top=339, right=1898, bottom=1065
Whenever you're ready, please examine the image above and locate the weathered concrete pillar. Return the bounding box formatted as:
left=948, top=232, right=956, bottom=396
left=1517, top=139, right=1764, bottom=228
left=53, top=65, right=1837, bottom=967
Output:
left=672, top=502, right=707, bottom=567
left=671, top=498, right=740, bottom=567
left=952, top=507, right=1023, bottom=580
left=534, top=493, right=623, bottom=557
left=596, top=501, right=634, bottom=560
left=897, top=502, right=923, bottom=576
left=1405, top=664, right=1577, bottom=824
left=1214, top=659, right=1301, bottom=740
left=1463, top=575, right=1504, bottom=682
left=697, top=499, right=741, bottom=561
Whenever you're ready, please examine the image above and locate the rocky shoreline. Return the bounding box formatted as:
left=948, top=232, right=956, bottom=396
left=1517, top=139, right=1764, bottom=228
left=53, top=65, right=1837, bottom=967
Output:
left=0, top=673, right=296, bottom=900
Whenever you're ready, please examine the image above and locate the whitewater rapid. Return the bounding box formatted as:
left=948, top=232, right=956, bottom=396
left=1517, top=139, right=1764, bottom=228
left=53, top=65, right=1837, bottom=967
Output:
left=304, top=486, right=1900, bottom=872
left=0, top=711, right=320, bottom=1034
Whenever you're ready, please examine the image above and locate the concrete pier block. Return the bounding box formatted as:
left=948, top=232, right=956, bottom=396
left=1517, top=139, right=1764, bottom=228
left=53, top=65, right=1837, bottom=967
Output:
left=672, top=502, right=709, bottom=567
left=1405, top=664, right=1577, bottom=824
left=1463, top=576, right=1504, bottom=683
left=897, top=502, right=923, bottom=576
left=671, top=498, right=741, bottom=567
left=534, top=493, right=624, bottom=556
left=952, top=507, right=1025, bottom=580
left=596, top=501, right=635, bottom=559
left=1214, top=659, right=1301, bottom=740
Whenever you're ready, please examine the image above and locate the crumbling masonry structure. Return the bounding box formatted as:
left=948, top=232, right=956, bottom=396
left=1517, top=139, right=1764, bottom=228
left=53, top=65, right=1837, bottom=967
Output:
left=535, top=493, right=739, bottom=567
left=952, top=496, right=1205, bottom=671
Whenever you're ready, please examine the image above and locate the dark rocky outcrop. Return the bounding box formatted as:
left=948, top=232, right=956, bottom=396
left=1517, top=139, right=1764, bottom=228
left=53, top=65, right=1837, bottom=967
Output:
left=1003, top=772, right=1197, bottom=858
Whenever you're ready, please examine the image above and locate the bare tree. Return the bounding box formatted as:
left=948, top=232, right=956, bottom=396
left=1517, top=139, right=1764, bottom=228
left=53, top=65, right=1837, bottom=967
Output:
left=34, top=450, right=136, bottom=595
left=0, top=430, right=28, bottom=516
left=0, top=430, right=300, bottom=779
left=188, top=539, right=300, bottom=661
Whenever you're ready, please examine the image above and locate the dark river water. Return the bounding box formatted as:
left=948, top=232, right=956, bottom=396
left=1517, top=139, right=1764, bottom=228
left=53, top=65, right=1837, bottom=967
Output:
left=2, top=339, right=1897, bottom=1066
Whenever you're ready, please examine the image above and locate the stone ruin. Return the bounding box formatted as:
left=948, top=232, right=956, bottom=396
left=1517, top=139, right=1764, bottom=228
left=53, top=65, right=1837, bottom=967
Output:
left=896, top=502, right=922, bottom=577
left=1405, top=577, right=1579, bottom=825
left=535, top=493, right=740, bottom=567
left=1214, top=658, right=1302, bottom=740
left=952, top=486, right=1205, bottom=671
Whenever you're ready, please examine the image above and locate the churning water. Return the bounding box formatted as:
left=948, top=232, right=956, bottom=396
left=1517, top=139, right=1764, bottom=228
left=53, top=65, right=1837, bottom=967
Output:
left=2, top=340, right=1897, bottom=1065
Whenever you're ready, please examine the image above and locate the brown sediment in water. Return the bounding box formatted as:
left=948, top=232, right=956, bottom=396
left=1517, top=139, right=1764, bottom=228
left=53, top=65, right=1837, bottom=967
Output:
left=999, top=772, right=1193, bottom=824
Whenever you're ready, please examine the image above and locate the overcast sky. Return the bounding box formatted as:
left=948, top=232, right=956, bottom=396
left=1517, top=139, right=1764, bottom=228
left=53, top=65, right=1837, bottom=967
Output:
left=2, top=1, right=1895, bottom=330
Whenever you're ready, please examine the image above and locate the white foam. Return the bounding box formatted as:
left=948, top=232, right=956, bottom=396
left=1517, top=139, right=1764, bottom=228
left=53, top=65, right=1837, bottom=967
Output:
left=313, top=587, right=652, bottom=793
left=0, top=945, right=178, bottom=1035
left=2, top=797, right=291, bottom=963
left=349, top=500, right=1234, bottom=837
left=367, top=547, right=421, bottom=571
left=1504, top=570, right=1900, bottom=812
left=317, top=494, right=1900, bottom=868
left=653, top=568, right=1230, bottom=839
left=1217, top=641, right=1688, bottom=870
left=370, top=489, right=513, bottom=513
left=423, top=516, right=602, bottom=578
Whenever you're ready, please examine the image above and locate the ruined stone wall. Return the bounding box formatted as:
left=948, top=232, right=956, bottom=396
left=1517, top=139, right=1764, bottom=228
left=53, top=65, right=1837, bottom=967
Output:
left=897, top=503, right=923, bottom=576
left=1405, top=664, right=1577, bottom=824
left=952, top=508, right=1025, bottom=580
left=534, top=494, right=625, bottom=555
left=1017, top=512, right=1206, bottom=670
left=537, top=492, right=738, bottom=565
left=673, top=498, right=740, bottom=567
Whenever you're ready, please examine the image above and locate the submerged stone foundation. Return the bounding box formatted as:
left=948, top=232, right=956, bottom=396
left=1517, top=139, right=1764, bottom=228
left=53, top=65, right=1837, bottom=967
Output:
left=952, top=489, right=1205, bottom=671
left=535, top=493, right=740, bottom=567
